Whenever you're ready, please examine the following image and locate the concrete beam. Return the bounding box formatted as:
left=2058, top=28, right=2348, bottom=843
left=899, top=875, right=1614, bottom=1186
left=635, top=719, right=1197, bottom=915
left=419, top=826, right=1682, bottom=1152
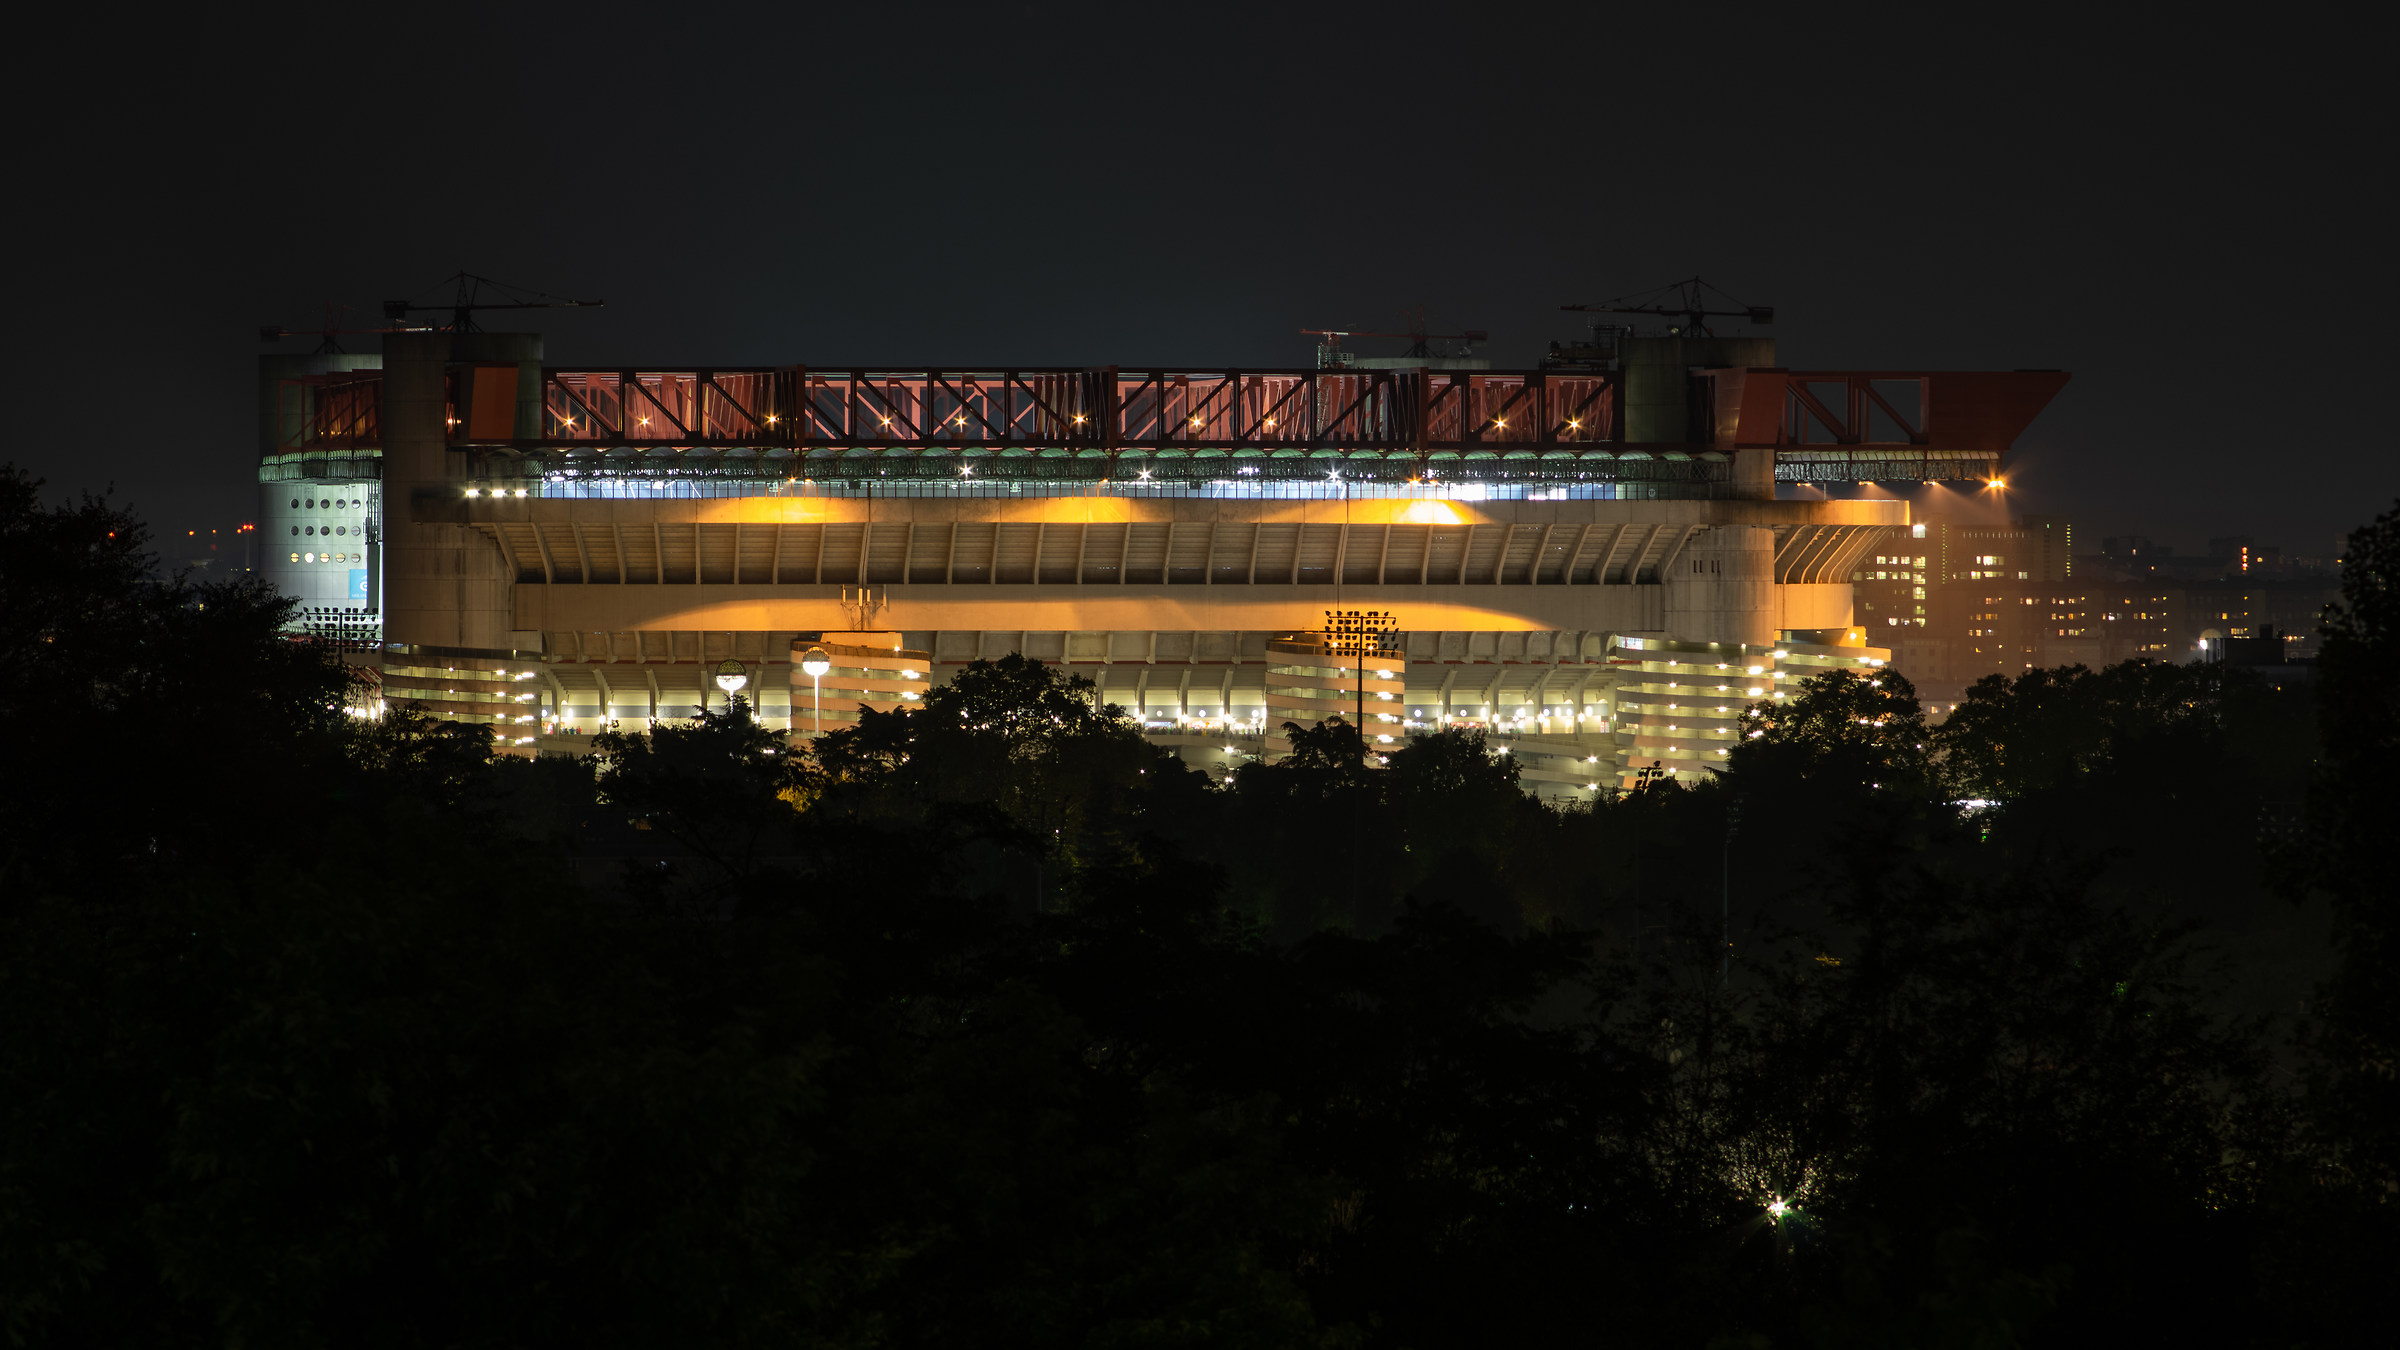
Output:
left=510, top=579, right=1763, bottom=636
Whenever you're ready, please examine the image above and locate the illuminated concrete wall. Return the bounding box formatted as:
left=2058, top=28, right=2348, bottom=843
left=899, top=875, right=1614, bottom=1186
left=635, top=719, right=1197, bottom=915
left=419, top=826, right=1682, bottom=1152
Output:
left=259, top=479, right=382, bottom=641
left=257, top=352, right=387, bottom=641
left=381, top=332, right=537, bottom=652
left=1664, top=525, right=1779, bottom=647
left=344, top=331, right=1904, bottom=793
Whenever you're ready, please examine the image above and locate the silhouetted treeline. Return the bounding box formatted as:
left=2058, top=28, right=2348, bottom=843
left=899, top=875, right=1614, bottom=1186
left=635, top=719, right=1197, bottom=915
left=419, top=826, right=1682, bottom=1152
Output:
left=3, top=462, right=2392, bottom=1348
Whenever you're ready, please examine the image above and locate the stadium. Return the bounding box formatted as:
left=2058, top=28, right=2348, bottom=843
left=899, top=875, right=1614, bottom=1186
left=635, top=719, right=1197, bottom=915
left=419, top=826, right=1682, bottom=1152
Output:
left=260, top=323, right=2065, bottom=795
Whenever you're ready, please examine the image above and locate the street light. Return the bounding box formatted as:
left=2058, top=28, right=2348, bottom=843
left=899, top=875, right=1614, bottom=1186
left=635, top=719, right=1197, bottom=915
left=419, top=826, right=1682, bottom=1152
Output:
left=713, top=658, right=749, bottom=714
left=1722, top=801, right=1742, bottom=988
left=800, top=647, right=830, bottom=738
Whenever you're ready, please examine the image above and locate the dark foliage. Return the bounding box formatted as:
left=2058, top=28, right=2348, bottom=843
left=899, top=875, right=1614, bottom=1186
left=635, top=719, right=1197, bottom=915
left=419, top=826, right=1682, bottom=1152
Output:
left=2247, top=501, right=2400, bottom=1344
left=1, top=465, right=2383, bottom=1348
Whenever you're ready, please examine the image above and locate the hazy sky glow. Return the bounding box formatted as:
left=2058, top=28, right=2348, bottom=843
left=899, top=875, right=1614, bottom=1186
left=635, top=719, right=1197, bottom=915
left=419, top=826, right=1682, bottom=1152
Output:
left=12, top=4, right=2387, bottom=556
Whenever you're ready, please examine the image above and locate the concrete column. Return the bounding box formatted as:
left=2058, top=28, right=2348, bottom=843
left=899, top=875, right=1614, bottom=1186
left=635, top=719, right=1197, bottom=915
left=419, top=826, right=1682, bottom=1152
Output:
left=1664, top=524, right=1777, bottom=647
left=381, top=332, right=539, bottom=651
left=1731, top=446, right=1776, bottom=500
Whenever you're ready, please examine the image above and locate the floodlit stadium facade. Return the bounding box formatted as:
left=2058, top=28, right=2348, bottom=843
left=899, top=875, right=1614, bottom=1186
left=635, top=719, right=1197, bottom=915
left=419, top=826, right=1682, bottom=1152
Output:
left=260, top=329, right=2066, bottom=793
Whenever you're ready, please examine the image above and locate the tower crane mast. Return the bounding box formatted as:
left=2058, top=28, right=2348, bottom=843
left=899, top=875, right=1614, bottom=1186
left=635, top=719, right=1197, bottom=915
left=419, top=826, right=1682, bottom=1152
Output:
left=1300, top=308, right=1488, bottom=367
left=381, top=271, right=603, bottom=333
left=1561, top=276, right=1771, bottom=338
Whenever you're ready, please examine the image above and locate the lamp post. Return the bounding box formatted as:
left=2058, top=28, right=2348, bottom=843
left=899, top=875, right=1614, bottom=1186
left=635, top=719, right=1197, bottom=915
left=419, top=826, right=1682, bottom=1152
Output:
left=1722, top=801, right=1742, bottom=988
left=713, top=658, right=749, bottom=715
left=800, top=646, right=830, bottom=739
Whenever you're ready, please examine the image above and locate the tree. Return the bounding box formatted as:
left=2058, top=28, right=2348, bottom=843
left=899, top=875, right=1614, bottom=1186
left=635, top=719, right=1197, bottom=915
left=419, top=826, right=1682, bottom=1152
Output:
left=809, top=655, right=1161, bottom=904
left=2303, top=501, right=2400, bottom=1182
left=2250, top=500, right=2400, bottom=1344
left=1731, top=667, right=1935, bottom=798
left=1937, top=659, right=2254, bottom=802
left=0, top=464, right=359, bottom=888
left=1, top=469, right=2364, bottom=1346
left=593, top=696, right=813, bottom=882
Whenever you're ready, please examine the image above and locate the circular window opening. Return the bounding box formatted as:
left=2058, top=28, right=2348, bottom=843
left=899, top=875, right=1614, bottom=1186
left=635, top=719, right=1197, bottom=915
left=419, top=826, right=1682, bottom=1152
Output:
left=289, top=497, right=299, bottom=508
left=335, top=526, right=345, bottom=536
left=290, top=526, right=299, bottom=536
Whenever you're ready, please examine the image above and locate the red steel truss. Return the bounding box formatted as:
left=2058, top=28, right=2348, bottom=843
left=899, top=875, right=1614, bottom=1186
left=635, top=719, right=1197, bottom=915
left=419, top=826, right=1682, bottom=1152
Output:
left=275, top=364, right=2067, bottom=480
left=273, top=373, right=382, bottom=450
left=521, top=368, right=1620, bottom=456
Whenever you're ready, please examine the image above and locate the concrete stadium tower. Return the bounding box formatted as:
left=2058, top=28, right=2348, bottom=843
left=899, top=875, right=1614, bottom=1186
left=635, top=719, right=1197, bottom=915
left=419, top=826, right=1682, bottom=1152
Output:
left=258, top=351, right=386, bottom=643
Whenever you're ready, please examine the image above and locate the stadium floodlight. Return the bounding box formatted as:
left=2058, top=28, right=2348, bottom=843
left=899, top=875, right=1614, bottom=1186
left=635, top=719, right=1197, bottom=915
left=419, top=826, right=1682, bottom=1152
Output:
left=1324, top=608, right=1402, bottom=734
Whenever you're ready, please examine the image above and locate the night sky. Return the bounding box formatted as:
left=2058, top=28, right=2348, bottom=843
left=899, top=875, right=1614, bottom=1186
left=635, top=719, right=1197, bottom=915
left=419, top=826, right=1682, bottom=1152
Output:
left=14, top=5, right=2387, bottom=560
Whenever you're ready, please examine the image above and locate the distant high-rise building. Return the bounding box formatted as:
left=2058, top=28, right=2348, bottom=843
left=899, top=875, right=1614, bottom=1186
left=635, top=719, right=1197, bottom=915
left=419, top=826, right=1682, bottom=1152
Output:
left=2017, top=515, right=2073, bottom=582
left=1852, top=507, right=2338, bottom=703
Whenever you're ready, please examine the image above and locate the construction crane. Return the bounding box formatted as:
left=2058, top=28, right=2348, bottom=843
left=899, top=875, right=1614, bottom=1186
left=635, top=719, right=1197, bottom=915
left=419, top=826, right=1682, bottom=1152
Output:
left=1561, top=276, right=1771, bottom=338
left=1300, top=313, right=1488, bottom=368
left=258, top=304, right=406, bottom=353
left=381, top=271, right=603, bottom=332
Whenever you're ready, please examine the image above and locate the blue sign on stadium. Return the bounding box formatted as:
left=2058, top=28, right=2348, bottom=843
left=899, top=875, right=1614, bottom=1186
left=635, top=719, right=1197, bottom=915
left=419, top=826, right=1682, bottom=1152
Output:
left=349, top=569, right=368, bottom=601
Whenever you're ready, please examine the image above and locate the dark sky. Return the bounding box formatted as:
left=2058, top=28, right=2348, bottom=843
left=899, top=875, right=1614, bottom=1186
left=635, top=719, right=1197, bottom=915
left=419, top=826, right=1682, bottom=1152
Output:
left=13, top=4, right=2389, bottom=559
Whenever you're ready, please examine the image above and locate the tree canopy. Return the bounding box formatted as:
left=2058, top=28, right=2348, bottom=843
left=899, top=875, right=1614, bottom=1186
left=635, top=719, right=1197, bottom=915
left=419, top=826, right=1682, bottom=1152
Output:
left=2, top=463, right=2386, bottom=1348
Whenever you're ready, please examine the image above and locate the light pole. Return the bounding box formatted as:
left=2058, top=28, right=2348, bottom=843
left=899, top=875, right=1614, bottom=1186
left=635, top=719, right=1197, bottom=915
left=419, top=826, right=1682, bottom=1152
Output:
left=1722, top=801, right=1742, bottom=988
left=800, top=646, right=830, bottom=740
left=713, top=658, right=749, bottom=715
